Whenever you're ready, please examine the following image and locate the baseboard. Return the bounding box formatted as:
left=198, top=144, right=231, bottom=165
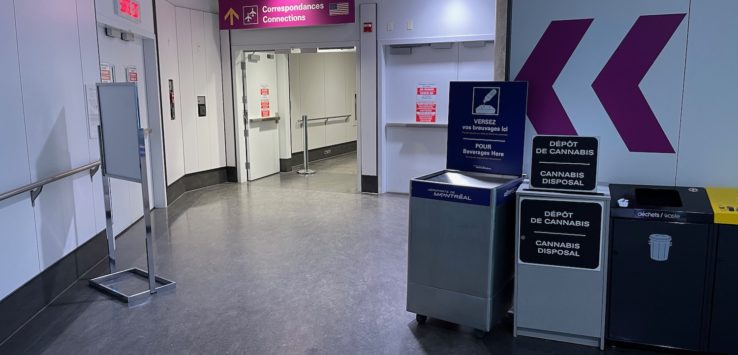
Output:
left=0, top=230, right=108, bottom=345
left=226, top=167, right=238, bottom=182
left=279, top=159, right=292, bottom=172
left=361, top=175, right=378, bottom=193
left=291, top=141, right=357, bottom=168
left=166, top=167, right=233, bottom=205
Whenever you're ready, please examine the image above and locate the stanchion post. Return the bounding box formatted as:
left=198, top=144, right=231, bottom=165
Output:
left=298, top=115, right=315, bottom=175
left=138, top=128, right=157, bottom=294
left=98, top=125, right=117, bottom=273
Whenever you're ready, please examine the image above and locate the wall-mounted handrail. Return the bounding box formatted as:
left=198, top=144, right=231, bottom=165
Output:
left=298, top=114, right=351, bottom=126
left=0, top=161, right=101, bottom=206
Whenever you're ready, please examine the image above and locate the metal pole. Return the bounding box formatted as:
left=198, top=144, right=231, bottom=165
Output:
left=98, top=125, right=117, bottom=273
left=297, top=115, right=315, bottom=175
left=138, top=128, right=157, bottom=294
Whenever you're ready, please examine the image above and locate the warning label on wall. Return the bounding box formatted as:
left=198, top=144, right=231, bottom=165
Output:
left=100, top=63, right=114, bottom=83
left=416, top=83, right=437, bottom=123
left=126, top=66, right=138, bottom=82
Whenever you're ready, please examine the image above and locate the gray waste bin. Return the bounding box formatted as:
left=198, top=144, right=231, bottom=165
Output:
left=407, top=170, right=522, bottom=332
left=514, top=181, right=611, bottom=349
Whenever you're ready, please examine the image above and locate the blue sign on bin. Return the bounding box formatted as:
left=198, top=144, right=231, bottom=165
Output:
left=446, top=81, right=528, bottom=176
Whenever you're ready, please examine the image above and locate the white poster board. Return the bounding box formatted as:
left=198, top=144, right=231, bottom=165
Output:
left=97, top=83, right=142, bottom=182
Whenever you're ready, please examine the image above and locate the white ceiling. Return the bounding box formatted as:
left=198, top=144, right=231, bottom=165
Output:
left=165, top=0, right=219, bottom=13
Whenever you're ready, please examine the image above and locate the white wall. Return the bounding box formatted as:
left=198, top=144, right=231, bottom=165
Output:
left=1, top=0, right=104, bottom=300
left=221, top=32, right=237, bottom=166
left=676, top=0, right=738, bottom=187
left=167, top=0, right=218, bottom=13
left=289, top=52, right=357, bottom=153
left=359, top=3, right=378, bottom=181
left=156, top=0, right=186, bottom=183
left=382, top=42, right=495, bottom=193
left=375, top=0, right=497, bottom=193
left=276, top=53, right=292, bottom=160
left=0, top=0, right=42, bottom=301
left=157, top=3, right=226, bottom=185
left=376, top=0, right=496, bottom=44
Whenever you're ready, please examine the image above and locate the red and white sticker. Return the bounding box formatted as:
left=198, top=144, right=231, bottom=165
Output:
left=259, top=84, right=271, bottom=118
left=416, top=83, right=437, bottom=123
left=126, top=66, right=138, bottom=82
left=100, top=63, right=114, bottom=83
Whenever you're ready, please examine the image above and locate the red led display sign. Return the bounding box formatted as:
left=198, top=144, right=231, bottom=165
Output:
left=116, top=0, right=141, bottom=22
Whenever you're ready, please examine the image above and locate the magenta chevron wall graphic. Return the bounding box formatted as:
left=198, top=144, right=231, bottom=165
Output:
left=592, top=14, right=685, bottom=154
left=511, top=0, right=738, bottom=187
left=516, top=13, right=686, bottom=154
left=515, top=19, right=592, bottom=136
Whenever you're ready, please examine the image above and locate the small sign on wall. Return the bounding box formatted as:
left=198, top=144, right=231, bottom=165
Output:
left=100, top=63, right=114, bottom=83
left=416, top=83, right=437, bottom=123
left=126, top=66, right=138, bottom=82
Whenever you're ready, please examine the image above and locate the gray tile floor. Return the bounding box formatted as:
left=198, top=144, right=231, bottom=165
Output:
left=249, top=153, right=359, bottom=194
left=0, top=154, right=662, bottom=354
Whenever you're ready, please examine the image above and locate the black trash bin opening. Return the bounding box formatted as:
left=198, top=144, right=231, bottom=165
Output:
left=635, top=188, right=683, bottom=208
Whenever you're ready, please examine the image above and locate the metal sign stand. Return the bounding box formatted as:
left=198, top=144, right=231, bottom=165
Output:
left=90, top=127, right=175, bottom=305
left=297, top=115, right=315, bottom=175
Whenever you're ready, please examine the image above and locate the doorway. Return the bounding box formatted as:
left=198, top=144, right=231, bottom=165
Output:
left=233, top=46, right=359, bottom=193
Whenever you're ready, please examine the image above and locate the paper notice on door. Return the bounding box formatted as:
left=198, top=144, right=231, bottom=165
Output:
left=416, top=83, right=437, bottom=123
left=260, top=84, right=271, bottom=118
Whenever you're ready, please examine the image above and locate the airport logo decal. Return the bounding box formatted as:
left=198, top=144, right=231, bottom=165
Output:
left=515, top=14, right=686, bottom=153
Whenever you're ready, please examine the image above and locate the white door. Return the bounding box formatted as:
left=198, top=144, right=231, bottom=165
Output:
left=241, top=51, right=280, bottom=181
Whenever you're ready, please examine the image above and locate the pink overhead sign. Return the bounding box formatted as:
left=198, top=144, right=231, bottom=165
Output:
left=220, top=0, right=355, bottom=30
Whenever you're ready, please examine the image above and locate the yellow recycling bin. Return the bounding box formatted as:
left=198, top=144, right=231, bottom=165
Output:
left=705, top=187, right=738, bottom=353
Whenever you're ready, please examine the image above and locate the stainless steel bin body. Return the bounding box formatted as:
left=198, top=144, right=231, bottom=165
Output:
left=407, top=170, right=522, bottom=331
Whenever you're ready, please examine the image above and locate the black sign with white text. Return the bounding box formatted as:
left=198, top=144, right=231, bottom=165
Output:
left=519, top=198, right=602, bottom=269
left=530, top=136, right=598, bottom=191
